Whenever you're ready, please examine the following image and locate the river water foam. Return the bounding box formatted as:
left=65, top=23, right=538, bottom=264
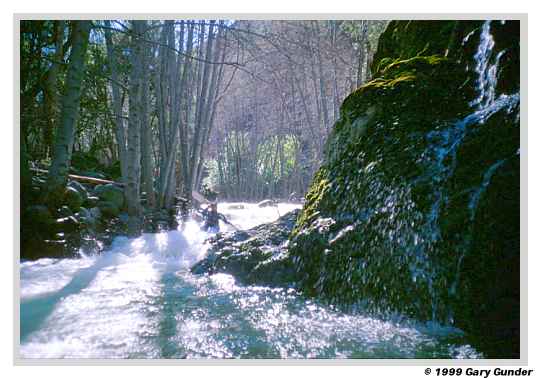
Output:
left=20, top=202, right=481, bottom=359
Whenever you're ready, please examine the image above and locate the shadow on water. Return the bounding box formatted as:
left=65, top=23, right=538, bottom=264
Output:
left=156, top=271, right=185, bottom=358
left=20, top=253, right=119, bottom=342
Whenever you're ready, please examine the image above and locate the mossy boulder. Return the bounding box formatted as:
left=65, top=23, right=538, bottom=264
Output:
left=290, top=20, right=520, bottom=358
left=55, top=215, right=81, bottom=233
left=68, top=181, right=89, bottom=202
left=57, top=205, right=73, bottom=218
left=192, top=209, right=300, bottom=287
left=94, top=184, right=125, bottom=210
left=97, top=200, right=120, bottom=218
left=83, top=196, right=99, bottom=208
left=63, top=186, right=84, bottom=212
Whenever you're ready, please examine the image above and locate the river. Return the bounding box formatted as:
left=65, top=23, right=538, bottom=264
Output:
left=19, top=202, right=482, bottom=359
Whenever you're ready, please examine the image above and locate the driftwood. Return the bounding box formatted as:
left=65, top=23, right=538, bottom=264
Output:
left=30, top=168, right=124, bottom=187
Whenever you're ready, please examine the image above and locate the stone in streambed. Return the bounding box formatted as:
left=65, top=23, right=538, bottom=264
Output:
left=257, top=199, right=277, bottom=208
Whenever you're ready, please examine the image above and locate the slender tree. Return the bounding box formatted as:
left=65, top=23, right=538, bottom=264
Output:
left=104, top=20, right=129, bottom=184
left=125, top=20, right=145, bottom=234
left=45, top=21, right=91, bottom=207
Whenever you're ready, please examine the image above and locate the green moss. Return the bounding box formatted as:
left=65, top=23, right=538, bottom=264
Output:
left=340, top=54, right=452, bottom=122
left=377, top=54, right=446, bottom=75
left=289, top=25, right=476, bottom=317
left=292, top=167, right=331, bottom=236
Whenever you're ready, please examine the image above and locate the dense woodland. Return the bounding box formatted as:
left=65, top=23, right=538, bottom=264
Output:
left=20, top=19, right=386, bottom=234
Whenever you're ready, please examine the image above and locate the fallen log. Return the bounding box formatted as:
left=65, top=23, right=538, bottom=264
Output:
left=30, top=168, right=124, bottom=187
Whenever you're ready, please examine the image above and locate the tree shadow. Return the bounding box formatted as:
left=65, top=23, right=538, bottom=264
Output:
left=20, top=253, right=119, bottom=342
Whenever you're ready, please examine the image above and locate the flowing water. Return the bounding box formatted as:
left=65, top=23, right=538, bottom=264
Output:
left=20, top=22, right=517, bottom=360
left=19, top=202, right=482, bottom=359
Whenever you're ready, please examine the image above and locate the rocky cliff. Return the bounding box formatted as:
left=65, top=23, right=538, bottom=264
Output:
left=289, top=20, right=521, bottom=358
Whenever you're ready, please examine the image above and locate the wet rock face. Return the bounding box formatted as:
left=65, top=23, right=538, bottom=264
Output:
left=191, top=209, right=300, bottom=287
left=289, top=20, right=520, bottom=357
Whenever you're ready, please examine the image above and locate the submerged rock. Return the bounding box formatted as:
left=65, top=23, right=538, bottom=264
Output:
left=191, top=209, right=300, bottom=287
left=227, top=204, right=245, bottom=210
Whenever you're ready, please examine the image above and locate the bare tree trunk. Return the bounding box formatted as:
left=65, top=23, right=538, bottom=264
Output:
left=155, top=24, right=169, bottom=196
left=158, top=21, right=179, bottom=208
left=140, top=37, right=155, bottom=208
left=330, top=21, right=341, bottom=122
left=356, top=21, right=368, bottom=86
left=195, top=22, right=225, bottom=189
left=46, top=21, right=91, bottom=207
left=125, top=20, right=145, bottom=234
left=104, top=20, right=129, bottom=184
left=190, top=20, right=215, bottom=192
left=180, top=21, right=195, bottom=207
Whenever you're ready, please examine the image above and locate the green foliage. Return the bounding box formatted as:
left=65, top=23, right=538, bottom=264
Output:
left=201, top=159, right=219, bottom=193
left=21, top=22, right=120, bottom=175
left=256, top=135, right=298, bottom=179
left=216, top=131, right=303, bottom=200
left=20, top=21, right=68, bottom=159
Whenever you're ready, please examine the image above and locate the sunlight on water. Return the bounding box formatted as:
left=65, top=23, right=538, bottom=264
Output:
left=218, top=202, right=302, bottom=231
left=20, top=203, right=481, bottom=359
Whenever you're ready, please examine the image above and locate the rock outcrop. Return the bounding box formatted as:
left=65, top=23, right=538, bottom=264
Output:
left=191, top=209, right=300, bottom=287
left=21, top=175, right=129, bottom=260
left=289, top=20, right=520, bottom=358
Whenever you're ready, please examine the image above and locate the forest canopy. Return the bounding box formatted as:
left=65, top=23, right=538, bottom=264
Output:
left=20, top=19, right=387, bottom=234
